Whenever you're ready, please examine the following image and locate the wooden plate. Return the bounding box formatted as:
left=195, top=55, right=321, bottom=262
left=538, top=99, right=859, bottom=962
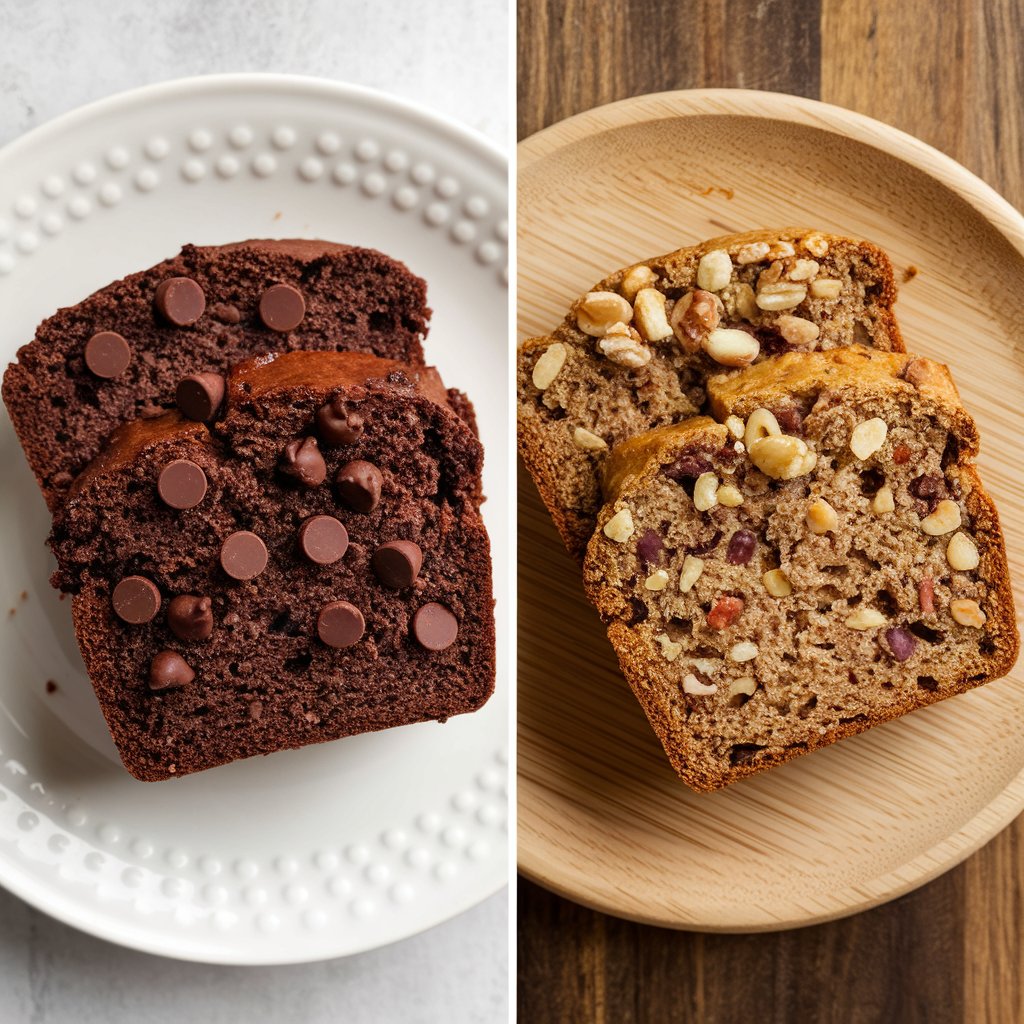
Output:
left=517, top=89, right=1024, bottom=931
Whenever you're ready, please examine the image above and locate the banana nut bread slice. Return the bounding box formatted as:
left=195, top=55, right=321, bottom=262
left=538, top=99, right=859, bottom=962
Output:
left=518, top=228, right=904, bottom=560
left=583, top=346, right=1017, bottom=792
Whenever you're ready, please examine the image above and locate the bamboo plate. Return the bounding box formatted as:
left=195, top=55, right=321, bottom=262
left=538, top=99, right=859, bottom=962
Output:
left=517, top=89, right=1024, bottom=931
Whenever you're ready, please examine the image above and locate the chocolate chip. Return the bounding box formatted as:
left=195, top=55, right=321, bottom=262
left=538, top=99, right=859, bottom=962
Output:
left=84, top=331, right=132, bottom=379
left=884, top=627, right=918, bottom=663
left=175, top=373, right=225, bottom=422
left=149, top=650, right=194, bottom=691
left=316, top=398, right=364, bottom=445
left=154, top=277, right=206, bottom=326
left=412, top=603, right=458, bottom=651
left=157, top=459, right=208, bottom=509
left=208, top=302, right=241, bottom=324
left=259, top=283, right=306, bottom=332
left=726, top=530, right=756, bottom=565
left=372, top=541, right=423, bottom=588
left=112, top=576, right=161, bottom=624
left=298, top=516, right=349, bottom=565
left=317, top=601, right=365, bottom=648
left=220, top=531, right=268, bottom=580
left=280, top=437, right=327, bottom=487
left=167, top=595, right=214, bottom=641
left=336, top=460, right=382, bottom=513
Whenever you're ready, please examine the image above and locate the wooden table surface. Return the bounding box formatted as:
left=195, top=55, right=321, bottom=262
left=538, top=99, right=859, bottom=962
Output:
left=516, top=1, right=1024, bottom=1021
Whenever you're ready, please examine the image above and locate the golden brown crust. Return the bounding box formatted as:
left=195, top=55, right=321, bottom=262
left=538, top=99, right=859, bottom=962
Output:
left=583, top=350, right=1018, bottom=791
left=518, top=229, right=905, bottom=560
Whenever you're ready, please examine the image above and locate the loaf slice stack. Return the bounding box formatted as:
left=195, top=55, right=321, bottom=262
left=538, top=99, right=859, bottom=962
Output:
left=582, top=347, right=1018, bottom=791
left=49, top=352, right=495, bottom=781
left=518, top=228, right=904, bottom=559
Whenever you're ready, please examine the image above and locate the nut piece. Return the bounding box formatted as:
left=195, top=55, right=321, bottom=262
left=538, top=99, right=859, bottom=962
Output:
left=728, top=676, right=758, bottom=698
left=763, top=568, right=792, bottom=597
left=766, top=240, right=796, bottom=260
left=531, top=342, right=566, bottom=390
left=735, top=242, right=771, bottom=264
left=703, top=328, right=759, bottom=367
left=655, top=633, right=683, bottom=662
left=806, top=498, right=838, bottom=535
left=691, top=658, right=720, bottom=675
left=810, top=278, right=842, bottom=300
left=788, top=259, right=820, bottom=282
left=921, top=499, right=962, bottom=536
left=729, top=641, right=759, bottom=663
left=679, top=555, right=705, bottom=593
left=725, top=415, right=745, bottom=440
left=645, top=569, right=670, bottom=591
left=850, top=418, right=888, bottom=459
left=620, top=264, right=657, bottom=302
left=670, top=289, right=723, bottom=348
left=918, top=577, right=936, bottom=614
left=717, top=483, right=744, bottom=507
left=755, top=281, right=807, bottom=311
left=603, top=507, right=635, bottom=543
left=802, top=232, right=829, bottom=257
left=696, top=249, right=733, bottom=292
left=744, top=407, right=781, bottom=449
left=845, top=607, right=887, bottom=630
left=633, top=287, right=674, bottom=341
left=573, top=427, right=608, bottom=451
left=732, top=282, right=759, bottom=321
left=693, top=472, right=719, bottom=511
left=872, top=485, right=895, bottom=514
left=683, top=673, right=718, bottom=696
left=776, top=314, right=821, bottom=347
left=950, top=599, right=987, bottom=628
left=576, top=291, right=633, bottom=337
left=748, top=435, right=817, bottom=480
left=946, top=532, right=980, bottom=571
left=598, top=323, right=652, bottom=368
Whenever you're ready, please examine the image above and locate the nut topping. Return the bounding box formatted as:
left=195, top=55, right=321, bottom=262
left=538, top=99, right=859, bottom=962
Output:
left=670, top=289, right=723, bottom=348
left=717, top=483, right=744, bottom=507
left=735, top=242, right=770, bottom=264
left=644, top=569, right=670, bottom=591
left=728, top=641, right=759, bottom=663
left=950, top=598, right=986, bottom=628
left=620, top=264, right=657, bottom=302
left=532, top=343, right=566, bottom=390
left=872, top=485, right=895, bottom=514
left=921, top=499, right=961, bottom=536
left=748, top=435, right=816, bottom=479
left=693, top=472, right=719, bottom=511
left=845, top=607, right=887, bottom=630
left=801, top=232, right=829, bottom=257
left=763, top=568, right=792, bottom=597
left=683, top=673, right=718, bottom=696
left=744, top=408, right=781, bottom=449
left=766, top=240, right=796, bottom=260
left=724, top=415, right=745, bottom=440
left=576, top=291, right=633, bottom=336
left=598, top=322, right=652, bottom=367
left=731, top=282, right=759, bottom=321
left=655, top=633, right=683, bottom=662
left=776, top=314, right=820, bottom=347
left=573, top=427, right=608, bottom=451
left=703, top=327, right=759, bottom=367
left=788, top=258, right=820, bottom=281
left=849, top=418, right=888, bottom=459
left=603, top=507, right=635, bottom=543
left=756, top=281, right=807, bottom=311
left=810, top=278, right=842, bottom=300
left=679, top=555, right=705, bottom=593
left=946, top=531, right=980, bottom=570
left=633, top=287, right=674, bottom=341
left=806, top=498, right=838, bottom=535
left=728, top=676, right=758, bottom=698
left=696, top=249, right=733, bottom=292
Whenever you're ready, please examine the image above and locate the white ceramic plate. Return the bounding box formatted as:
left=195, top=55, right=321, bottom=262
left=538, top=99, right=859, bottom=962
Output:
left=0, top=74, right=508, bottom=964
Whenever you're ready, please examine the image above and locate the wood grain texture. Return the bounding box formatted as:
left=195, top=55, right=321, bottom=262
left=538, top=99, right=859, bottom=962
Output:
left=517, top=0, right=1024, bottom=1020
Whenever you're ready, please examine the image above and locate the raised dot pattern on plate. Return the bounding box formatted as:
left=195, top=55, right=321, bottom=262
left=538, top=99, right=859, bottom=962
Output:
left=0, top=123, right=508, bottom=286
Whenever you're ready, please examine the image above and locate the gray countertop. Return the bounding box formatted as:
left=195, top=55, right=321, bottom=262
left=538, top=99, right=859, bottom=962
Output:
left=0, top=1, right=508, bottom=1021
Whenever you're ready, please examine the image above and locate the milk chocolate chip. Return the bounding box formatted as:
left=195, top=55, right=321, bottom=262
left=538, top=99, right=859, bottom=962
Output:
left=336, top=460, right=382, bottom=513
left=157, top=459, right=208, bottom=509
left=259, top=283, right=306, bottom=332
left=220, top=531, right=268, bottom=580
left=280, top=437, right=327, bottom=487
left=317, top=601, right=365, bottom=648
left=176, top=373, right=225, bottom=422
left=167, top=595, right=214, bottom=641
left=149, top=650, right=195, bottom=691
left=84, top=331, right=131, bottom=379
left=154, top=277, right=206, bottom=326
left=412, top=603, right=458, bottom=651
left=298, top=516, right=349, bottom=565
left=316, top=398, right=364, bottom=445
left=112, top=576, right=161, bottom=624
left=372, top=541, right=422, bottom=588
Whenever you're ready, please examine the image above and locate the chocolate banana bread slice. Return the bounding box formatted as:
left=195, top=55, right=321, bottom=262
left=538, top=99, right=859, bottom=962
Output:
left=583, top=347, right=1017, bottom=792
left=518, top=228, right=904, bottom=560
left=49, top=352, right=494, bottom=781
left=4, top=239, right=431, bottom=511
